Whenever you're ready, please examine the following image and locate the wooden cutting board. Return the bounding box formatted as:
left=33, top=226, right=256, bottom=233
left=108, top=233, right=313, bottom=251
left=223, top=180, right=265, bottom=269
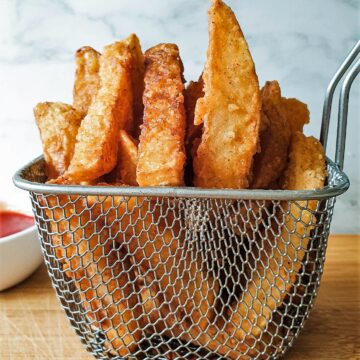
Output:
left=0, top=235, right=359, bottom=360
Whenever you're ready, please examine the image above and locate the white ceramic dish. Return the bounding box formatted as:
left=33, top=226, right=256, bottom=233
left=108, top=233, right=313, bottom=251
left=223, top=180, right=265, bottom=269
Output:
left=0, top=218, right=43, bottom=291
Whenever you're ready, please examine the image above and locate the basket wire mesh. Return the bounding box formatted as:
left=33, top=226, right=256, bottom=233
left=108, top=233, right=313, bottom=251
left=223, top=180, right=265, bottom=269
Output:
left=13, top=41, right=359, bottom=359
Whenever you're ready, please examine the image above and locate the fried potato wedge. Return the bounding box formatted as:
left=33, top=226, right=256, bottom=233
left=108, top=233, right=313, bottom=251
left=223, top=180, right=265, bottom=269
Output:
left=136, top=44, right=186, bottom=186
left=280, top=132, right=326, bottom=190
left=73, top=46, right=100, bottom=115
left=193, top=0, right=261, bottom=189
left=43, top=184, right=144, bottom=356
left=111, top=130, right=138, bottom=186
left=182, top=132, right=326, bottom=359
left=281, top=97, right=310, bottom=134
left=65, top=41, right=133, bottom=182
left=215, top=132, right=326, bottom=358
left=34, top=102, right=83, bottom=179
left=251, top=81, right=291, bottom=189
left=125, top=34, right=145, bottom=139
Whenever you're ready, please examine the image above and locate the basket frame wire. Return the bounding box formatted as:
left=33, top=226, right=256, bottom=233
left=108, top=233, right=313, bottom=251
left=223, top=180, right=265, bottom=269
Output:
left=13, top=156, right=348, bottom=200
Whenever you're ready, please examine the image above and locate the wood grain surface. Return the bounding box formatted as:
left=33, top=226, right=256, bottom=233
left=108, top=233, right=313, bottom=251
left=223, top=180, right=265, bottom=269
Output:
left=0, top=235, right=359, bottom=360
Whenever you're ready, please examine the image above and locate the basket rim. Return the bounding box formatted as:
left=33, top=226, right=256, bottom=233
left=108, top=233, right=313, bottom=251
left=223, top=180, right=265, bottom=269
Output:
left=13, top=155, right=349, bottom=200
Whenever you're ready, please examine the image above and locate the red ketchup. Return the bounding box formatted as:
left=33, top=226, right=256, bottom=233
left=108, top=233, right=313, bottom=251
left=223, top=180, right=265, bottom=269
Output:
left=0, top=211, right=34, bottom=238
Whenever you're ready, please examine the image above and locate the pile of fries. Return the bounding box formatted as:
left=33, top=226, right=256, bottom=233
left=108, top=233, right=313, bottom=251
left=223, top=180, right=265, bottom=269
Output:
left=34, top=0, right=327, bottom=358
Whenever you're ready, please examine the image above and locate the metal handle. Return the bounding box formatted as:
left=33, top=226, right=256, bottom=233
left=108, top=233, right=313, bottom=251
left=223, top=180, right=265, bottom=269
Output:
left=335, top=58, right=360, bottom=170
left=320, top=41, right=360, bottom=169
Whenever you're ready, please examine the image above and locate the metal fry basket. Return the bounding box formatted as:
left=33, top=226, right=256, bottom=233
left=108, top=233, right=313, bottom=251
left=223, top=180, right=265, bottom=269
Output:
left=13, top=42, right=359, bottom=360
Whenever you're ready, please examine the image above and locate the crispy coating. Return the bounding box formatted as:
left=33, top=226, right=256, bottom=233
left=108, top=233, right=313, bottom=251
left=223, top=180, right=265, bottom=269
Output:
left=184, top=77, right=204, bottom=185
left=34, top=102, right=83, bottom=179
left=193, top=0, right=261, bottom=189
left=125, top=34, right=145, bottom=139
left=281, top=97, right=310, bottom=134
left=73, top=46, right=100, bottom=115
left=136, top=44, right=186, bottom=186
left=112, top=130, right=138, bottom=186
left=251, top=81, right=291, bottom=189
left=43, top=184, right=143, bottom=356
left=65, top=41, right=133, bottom=182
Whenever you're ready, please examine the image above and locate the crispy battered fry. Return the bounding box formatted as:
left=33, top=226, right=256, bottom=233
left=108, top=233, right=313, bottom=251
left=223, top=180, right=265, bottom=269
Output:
left=251, top=82, right=310, bottom=189
left=34, top=102, right=83, bottom=179
left=125, top=34, right=145, bottom=139
left=281, top=97, right=310, bottom=134
left=136, top=44, right=186, bottom=186
left=251, top=81, right=291, bottom=189
left=66, top=41, right=133, bottom=182
left=193, top=0, right=261, bottom=189
left=280, top=132, right=326, bottom=191
left=73, top=46, right=100, bottom=114
left=126, top=48, right=218, bottom=334
left=111, top=130, right=138, bottom=185
left=43, top=185, right=143, bottom=356
left=213, top=132, right=326, bottom=359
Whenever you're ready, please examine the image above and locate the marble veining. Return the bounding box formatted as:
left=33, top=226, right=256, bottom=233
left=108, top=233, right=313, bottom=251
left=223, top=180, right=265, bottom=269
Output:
left=0, top=0, right=358, bottom=232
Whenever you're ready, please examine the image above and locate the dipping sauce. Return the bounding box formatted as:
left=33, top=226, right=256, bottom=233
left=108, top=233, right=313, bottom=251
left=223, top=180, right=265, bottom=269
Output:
left=0, top=211, right=34, bottom=238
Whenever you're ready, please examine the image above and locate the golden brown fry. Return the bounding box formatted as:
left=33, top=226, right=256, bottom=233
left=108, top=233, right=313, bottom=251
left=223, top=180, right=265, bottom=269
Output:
left=216, top=132, right=326, bottom=359
left=73, top=37, right=143, bottom=134
left=281, top=97, right=310, bottom=134
left=251, top=81, right=311, bottom=189
left=65, top=41, right=133, bottom=182
left=136, top=44, right=186, bottom=186
left=112, top=130, right=138, bottom=186
left=129, top=42, right=217, bottom=335
left=193, top=0, right=261, bottom=189
left=251, top=81, right=291, bottom=189
left=125, top=34, right=145, bottom=139
left=34, top=102, right=83, bottom=179
left=280, top=132, right=326, bottom=190
left=43, top=184, right=143, bottom=356
left=184, top=77, right=204, bottom=185
left=73, top=46, right=100, bottom=115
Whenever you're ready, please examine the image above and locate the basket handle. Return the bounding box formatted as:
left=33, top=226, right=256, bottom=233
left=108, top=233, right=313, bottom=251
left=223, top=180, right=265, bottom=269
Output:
left=335, top=58, right=360, bottom=170
left=320, top=41, right=360, bottom=170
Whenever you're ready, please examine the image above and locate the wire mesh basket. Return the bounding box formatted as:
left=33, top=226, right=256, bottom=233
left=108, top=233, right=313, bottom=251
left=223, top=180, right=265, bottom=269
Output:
left=13, top=42, right=359, bottom=359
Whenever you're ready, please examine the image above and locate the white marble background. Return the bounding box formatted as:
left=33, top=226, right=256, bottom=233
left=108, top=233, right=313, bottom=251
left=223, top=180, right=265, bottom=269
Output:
left=0, top=0, right=358, bottom=232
